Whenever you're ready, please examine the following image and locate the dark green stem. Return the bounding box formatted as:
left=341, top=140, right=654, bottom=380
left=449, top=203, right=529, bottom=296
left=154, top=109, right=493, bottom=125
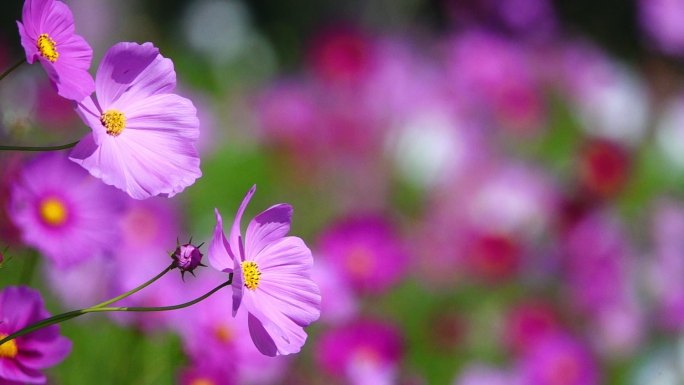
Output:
left=0, top=140, right=79, bottom=152
left=0, top=275, right=233, bottom=346
left=0, top=58, right=25, bottom=82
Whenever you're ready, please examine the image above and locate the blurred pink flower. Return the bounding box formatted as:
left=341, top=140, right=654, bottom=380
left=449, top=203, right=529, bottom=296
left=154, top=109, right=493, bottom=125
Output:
left=209, top=185, right=321, bottom=356
left=639, top=0, right=684, bottom=56
left=70, top=42, right=201, bottom=199
left=179, top=290, right=289, bottom=385
left=649, top=200, right=684, bottom=331
left=503, top=301, right=560, bottom=354
left=0, top=286, right=72, bottom=384
left=17, top=0, right=95, bottom=101
left=317, top=318, right=403, bottom=385
left=445, top=31, right=546, bottom=135
left=311, top=259, right=358, bottom=324
left=518, top=333, right=599, bottom=385
left=318, top=215, right=409, bottom=294
left=453, top=363, right=518, bottom=385
left=9, top=153, right=125, bottom=267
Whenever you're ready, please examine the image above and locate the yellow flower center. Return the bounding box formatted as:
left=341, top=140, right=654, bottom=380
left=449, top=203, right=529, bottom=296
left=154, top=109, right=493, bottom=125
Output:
left=40, top=197, right=68, bottom=226
left=190, top=379, right=215, bottom=385
left=241, top=261, right=261, bottom=290
left=0, top=334, right=18, bottom=359
left=101, top=110, right=126, bottom=136
left=36, top=33, right=59, bottom=62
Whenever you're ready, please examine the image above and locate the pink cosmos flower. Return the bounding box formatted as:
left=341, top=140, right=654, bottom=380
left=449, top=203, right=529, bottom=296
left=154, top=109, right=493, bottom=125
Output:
left=69, top=42, right=201, bottom=199
left=0, top=286, right=72, bottom=384
left=209, top=185, right=321, bottom=356
left=9, top=153, right=125, bottom=268
left=16, top=0, right=95, bottom=101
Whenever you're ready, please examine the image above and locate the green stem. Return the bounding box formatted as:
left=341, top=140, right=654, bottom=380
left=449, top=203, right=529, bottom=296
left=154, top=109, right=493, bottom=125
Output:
left=91, top=262, right=176, bottom=309
left=18, top=250, right=38, bottom=285
left=0, top=140, right=79, bottom=152
left=0, top=275, right=232, bottom=346
left=0, top=58, right=25, bottom=82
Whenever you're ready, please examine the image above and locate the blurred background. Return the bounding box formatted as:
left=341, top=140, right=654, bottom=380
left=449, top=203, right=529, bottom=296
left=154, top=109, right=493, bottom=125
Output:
left=2, top=0, right=684, bottom=384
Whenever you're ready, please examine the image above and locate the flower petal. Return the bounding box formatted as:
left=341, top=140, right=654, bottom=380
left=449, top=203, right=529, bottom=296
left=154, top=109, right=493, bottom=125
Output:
left=245, top=204, right=292, bottom=259
left=209, top=208, right=233, bottom=273
left=95, top=42, right=175, bottom=108
left=70, top=127, right=201, bottom=199
left=124, top=93, right=199, bottom=139
left=247, top=313, right=278, bottom=357
left=230, top=185, right=256, bottom=258
left=17, top=336, right=72, bottom=369
left=0, top=360, right=45, bottom=384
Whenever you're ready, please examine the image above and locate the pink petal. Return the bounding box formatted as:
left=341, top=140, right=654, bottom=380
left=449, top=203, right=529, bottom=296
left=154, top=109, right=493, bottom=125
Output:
left=209, top=208, right=233, bottom=273
left=229, top=185, right=256, bottom=259
left=42, top=0, right=75, bottom=43
left=123, top=93, right=199, bottom=139
left=245, top=204, right=292, bottom=259
left=247, top=313, right=278, bottom=357
left=17, top=336, right=72, bottom=369
left=0, top=287, right=42, bottom=330
left=95, top=42, right=175, bottom=108
left=0, top=360, right=45, bottom=384
left=70, top=127, right=201, bottom=199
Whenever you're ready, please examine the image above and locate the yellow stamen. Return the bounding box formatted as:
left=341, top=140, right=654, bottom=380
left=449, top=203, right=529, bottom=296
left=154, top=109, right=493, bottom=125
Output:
left=241, top=261, right=261, bottom=290
left=36, top=33, right=59, bottom=62
left=101, top=110, right=126, bottom=136
left=40, top=197, right=68, bottom=226
left=0, top=334, right=18, bottom=359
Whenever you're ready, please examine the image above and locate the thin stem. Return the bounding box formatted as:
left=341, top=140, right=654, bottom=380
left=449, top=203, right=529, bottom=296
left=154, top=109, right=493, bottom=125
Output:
left=91, top=262, right=176, bottom=308
left=0, top=275, right=233, bottom=346
left=0, top=58, right=25, bottom=82
left=0, top=140, right=79, bottom=152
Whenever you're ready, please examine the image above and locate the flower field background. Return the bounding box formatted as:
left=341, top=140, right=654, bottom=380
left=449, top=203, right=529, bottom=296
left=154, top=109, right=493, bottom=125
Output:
left=1, top=0, right=684, bottom=384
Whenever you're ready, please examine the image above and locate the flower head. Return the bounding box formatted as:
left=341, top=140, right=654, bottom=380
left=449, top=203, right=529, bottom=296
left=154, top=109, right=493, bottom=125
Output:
left=16, top=0, right=95, bottom=101
left=209, top=185, right=321, bottom=356
left=9, top=153, right=125, bottom=268
left=0, top=286, right=72, bottom=384
left=69, top=41, right=201, bottom=199
left=172, top=240, right=206, bottom=279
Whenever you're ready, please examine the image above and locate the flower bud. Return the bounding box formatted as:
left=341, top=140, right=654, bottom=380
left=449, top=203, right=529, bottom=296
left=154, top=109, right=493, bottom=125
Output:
left=171, top=242, right=205, bottom=279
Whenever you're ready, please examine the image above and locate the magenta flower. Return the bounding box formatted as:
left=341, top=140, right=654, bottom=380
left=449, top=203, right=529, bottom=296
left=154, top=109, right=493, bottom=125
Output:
left=16, top=0, right=94, bottom=101
left=518, top=333, right=599, bottom=385
left=69, top=42, right=201, bottom=199
left=316, top=318, right=403, bottom=385
left=318, top=215, right=408, bottom=294
left=9, top=153, right=125, bottom=268
left=209, top=185, right=321, bottom=356
left=0, top=286, right=71, bottom=384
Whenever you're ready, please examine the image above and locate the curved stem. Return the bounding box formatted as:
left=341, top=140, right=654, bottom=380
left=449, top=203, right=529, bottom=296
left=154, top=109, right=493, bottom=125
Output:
left=0, top=140, right=79, bottom=152
left=0, top=59, right=25, bottom=82
left=0, top=275, right=233, bottom=346
left=91, top=262, right=176, bottom=308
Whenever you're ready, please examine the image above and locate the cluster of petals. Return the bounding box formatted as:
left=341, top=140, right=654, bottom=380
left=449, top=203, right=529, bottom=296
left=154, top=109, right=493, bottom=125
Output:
left=209, top=185, right=321, bottom=356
